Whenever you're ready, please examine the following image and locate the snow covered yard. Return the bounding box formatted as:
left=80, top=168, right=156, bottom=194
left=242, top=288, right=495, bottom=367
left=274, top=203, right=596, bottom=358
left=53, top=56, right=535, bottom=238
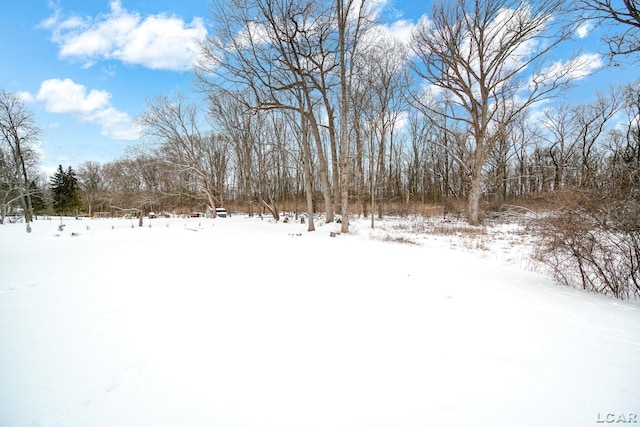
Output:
left=1, top=215, right=639, bottom=427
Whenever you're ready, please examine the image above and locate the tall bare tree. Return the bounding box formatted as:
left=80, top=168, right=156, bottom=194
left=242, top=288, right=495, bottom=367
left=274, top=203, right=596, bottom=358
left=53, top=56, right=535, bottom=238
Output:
left=410, top=0, right=581, bottom=224
left=336, top=0, right=370, bottom=233
left=0, top=90, right=40, bottom=232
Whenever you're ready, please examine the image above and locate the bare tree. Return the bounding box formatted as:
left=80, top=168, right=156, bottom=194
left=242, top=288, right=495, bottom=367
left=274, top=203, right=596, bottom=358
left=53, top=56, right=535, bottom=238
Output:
left=207, top=89, right=286, bottom=220
left=509, top=112, right=539, bottom=199
left=0, top=90, right=41, bottom=232
left=137, top=92, right=227, bottom=216
left=297, top=110, right=317, bottom=231
left=407, top=96, right=468, bottom=209
left=405, top=111, right=431, bottom=203
left=410, top=0, right=581, bottom=224
left=198, top=0, right=375, bottom=231
left=355, top=37, right=409, bottom=225
left=206, top=90, right=253, bottom=213
left=486, top=124, right=515, bottom=202
left=102, top=157, right=145, bottom=220
left=77, top=161, right=106, bottom=217
left=573, top=87, right=621, bottom=187
left=538, top=89, right=620, bottom=190
left=0, top=147, right=27, bottom=224
left=336, top=0, right=370, bottom=233
left=197, top=0, right=336, bottom=223
left=540, top=103, right=581, bottom=190
left=607, top=79, right=640, bottom=195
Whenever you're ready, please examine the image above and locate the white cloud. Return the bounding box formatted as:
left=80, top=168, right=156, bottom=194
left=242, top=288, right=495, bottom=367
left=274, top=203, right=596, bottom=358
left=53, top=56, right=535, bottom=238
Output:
left=87, top=106, right=142, bottom=140
left=571, top=53, right=605, bottom=78
left=17, top=91, right=34, bottom=103
left=36, top=78, right=110, bottom=114
left=41, top=0, right=207, bottom=71
left=576, top=23, right=592, bottom=39
left=372, top=19, right=416, bottom=46
left=534, top=53, right=604, bottom=87
left=31, top=78, right=140, bottom=141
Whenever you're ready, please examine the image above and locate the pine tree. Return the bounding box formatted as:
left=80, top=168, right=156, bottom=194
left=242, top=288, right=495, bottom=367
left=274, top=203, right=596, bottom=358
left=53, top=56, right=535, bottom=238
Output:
left=28, top=180, right=46, bottom=215
left=64, top=166, right=81, bottom=214
left=50, top=165, right=81, bottom=215
left=50, top=165, right=66, bottom=215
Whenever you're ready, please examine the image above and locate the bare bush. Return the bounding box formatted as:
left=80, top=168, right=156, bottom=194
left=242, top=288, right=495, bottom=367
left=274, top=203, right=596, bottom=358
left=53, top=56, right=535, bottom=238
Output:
left=532, top=190, right=640, bottom=299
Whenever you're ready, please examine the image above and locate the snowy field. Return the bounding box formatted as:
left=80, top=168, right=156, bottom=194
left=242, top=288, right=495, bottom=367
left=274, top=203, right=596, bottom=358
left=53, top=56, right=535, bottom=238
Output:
left=1, top=215, right=639, bottom=427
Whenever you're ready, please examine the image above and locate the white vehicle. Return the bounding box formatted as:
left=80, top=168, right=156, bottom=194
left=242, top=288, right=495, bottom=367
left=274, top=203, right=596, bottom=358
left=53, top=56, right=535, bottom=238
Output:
left=215, top=207, right=228, bottom=218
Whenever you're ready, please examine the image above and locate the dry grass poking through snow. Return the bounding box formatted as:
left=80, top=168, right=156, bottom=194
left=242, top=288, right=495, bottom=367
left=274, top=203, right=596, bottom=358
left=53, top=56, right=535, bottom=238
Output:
left=348, top=215, right=536, bottom=268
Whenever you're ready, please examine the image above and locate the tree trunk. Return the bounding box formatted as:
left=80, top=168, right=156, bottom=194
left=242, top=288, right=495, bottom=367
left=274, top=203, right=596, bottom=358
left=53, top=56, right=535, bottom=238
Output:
left=306, top=111, right=334, bottom=222
left=301, top=115, right=315, bottom=232
left=326, top=108, right=341, bottom=209
left=12, top=130, right=33, bottom=231
left=467, top=156, right=484, bottom=225
left=261, top=199, right=279, bottom=221
left=340, top=144, right=350, bottom=233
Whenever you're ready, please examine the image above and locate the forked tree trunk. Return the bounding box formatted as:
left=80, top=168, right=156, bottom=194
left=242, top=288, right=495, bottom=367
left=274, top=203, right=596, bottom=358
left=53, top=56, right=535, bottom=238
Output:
left=261, top=199, right=279, bottom=221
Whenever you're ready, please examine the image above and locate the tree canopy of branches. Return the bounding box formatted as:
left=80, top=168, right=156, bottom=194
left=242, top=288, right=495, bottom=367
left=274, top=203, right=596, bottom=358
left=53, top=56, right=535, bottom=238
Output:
left=196, top=0, right=373, bottom=232
left=576, top=0, right=640, bottom=62
left=77, top=161, right=107, bottom=217
left=137, top=92, right=229, bottom=216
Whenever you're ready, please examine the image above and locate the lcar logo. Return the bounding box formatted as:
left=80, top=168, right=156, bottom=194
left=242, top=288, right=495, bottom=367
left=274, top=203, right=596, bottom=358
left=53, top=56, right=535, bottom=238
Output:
left=596, top=413, right=638, bottom=424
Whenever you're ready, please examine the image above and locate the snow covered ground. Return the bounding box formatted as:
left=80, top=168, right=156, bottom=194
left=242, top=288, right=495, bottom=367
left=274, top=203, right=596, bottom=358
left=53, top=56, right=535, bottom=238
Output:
left=1, top=215, right=639, bottom=427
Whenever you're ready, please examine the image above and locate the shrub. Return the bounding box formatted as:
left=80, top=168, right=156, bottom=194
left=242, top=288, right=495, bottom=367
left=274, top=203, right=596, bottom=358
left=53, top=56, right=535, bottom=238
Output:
left=532, top=190, right=640, bottom=300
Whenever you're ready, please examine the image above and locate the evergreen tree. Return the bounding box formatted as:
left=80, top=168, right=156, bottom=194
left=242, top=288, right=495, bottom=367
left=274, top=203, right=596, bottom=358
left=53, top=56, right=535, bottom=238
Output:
left=50, top=165, right=81, bottom=215
left=50, top=165, right=65, bottom=214
left=65, top=166, right=81, bottom=213
left=28, top=180, right=46, bottom=215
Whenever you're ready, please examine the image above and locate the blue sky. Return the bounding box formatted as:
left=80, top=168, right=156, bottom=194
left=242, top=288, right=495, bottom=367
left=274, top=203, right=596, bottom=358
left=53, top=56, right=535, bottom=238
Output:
left=1, top=0, right=638, bottom=176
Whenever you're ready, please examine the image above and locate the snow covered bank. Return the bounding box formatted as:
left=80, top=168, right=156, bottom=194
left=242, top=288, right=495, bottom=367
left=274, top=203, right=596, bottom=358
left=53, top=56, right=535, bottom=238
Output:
left=1, top=216, right=638, bottom=427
